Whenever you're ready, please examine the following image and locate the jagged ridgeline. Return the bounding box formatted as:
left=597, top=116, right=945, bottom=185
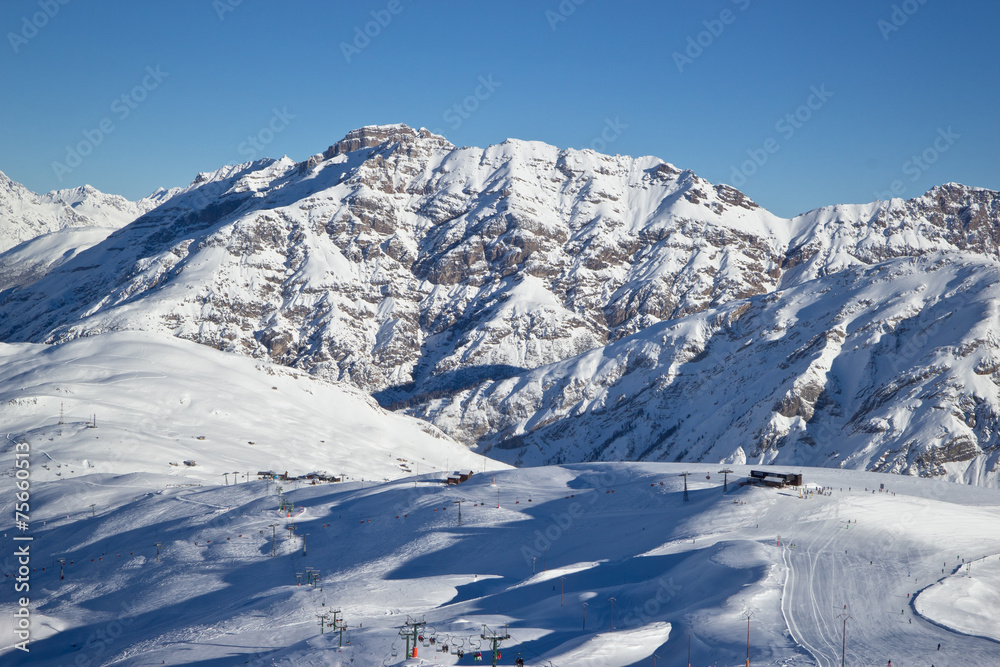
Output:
left=2, top=125, right=999, bottom=481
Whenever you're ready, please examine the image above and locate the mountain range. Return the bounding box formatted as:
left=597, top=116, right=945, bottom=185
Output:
left=2, top=124, right=998, bottom=483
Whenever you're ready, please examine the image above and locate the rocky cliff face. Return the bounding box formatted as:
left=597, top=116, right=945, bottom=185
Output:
left=1, top=125, right=999, bottom=481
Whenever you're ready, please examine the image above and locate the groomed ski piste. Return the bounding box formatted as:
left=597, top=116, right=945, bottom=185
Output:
left=4, top=461, right=1000, bottom=666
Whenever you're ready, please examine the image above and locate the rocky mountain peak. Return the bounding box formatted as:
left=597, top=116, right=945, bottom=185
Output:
left=323, top=124, right=449, bottom=159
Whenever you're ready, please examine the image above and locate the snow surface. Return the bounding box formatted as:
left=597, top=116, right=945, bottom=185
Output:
left=3, top=457, right=1000, bottom=665
left=916, top=554, right=1000, bottom=642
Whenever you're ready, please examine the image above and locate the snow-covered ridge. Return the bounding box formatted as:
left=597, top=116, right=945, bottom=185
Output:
left=0, top=170, right=166, bottom=253
left=0, top=125, right=861, bottom=392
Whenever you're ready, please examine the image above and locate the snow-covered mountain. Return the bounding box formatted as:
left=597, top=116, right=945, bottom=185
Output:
left=0, top=171, right=166, bottom=252
left=1, top=126, right=999, bottom=482
left=0, top=174, right=172, bottom=290
left=411, top=252, right=1000, bottom=482
left=0, top=126, right=798, bottom=394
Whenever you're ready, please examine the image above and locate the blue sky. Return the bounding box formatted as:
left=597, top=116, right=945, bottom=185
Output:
left=1, top=0, right=997, bottom=217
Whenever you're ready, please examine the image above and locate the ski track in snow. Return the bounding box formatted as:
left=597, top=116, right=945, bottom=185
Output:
left=777, top=491, right=1000, bottom=666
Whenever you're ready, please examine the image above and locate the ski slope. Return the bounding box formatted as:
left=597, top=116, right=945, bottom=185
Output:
left=3, top=462, right=1000, bottom=666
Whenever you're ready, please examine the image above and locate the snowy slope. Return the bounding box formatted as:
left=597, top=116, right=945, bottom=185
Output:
left=0, top=331, right=502, bottom=484
left=412, top=252, right=1000, bottom=484
left=916, top=554, right=1000, bottom=642
left=3, top=463, right=999, bottom=665
left=0, top=227, right=121, bottom=292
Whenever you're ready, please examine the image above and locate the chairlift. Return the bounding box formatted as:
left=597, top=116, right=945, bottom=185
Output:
left=391, top=647, right=398, bottom=657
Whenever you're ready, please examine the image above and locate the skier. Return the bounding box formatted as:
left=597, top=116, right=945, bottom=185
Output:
left=516, top=659, right=525, bottom=666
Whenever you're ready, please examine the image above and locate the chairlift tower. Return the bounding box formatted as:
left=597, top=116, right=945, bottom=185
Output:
left=743, top=609, right=756, bottom=667
left=836, top=612, right=851, bottom=667
left=481, top=624, right=510, bottom=667
left=267, top=523, right=279, bottom=556
left=680, top=472, right=692, bottom=502
left=719, top=468, right=734, bottom=493
left=336, top=619, right=348, bottom=647
left=398, top=616, right=426, bottom=659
